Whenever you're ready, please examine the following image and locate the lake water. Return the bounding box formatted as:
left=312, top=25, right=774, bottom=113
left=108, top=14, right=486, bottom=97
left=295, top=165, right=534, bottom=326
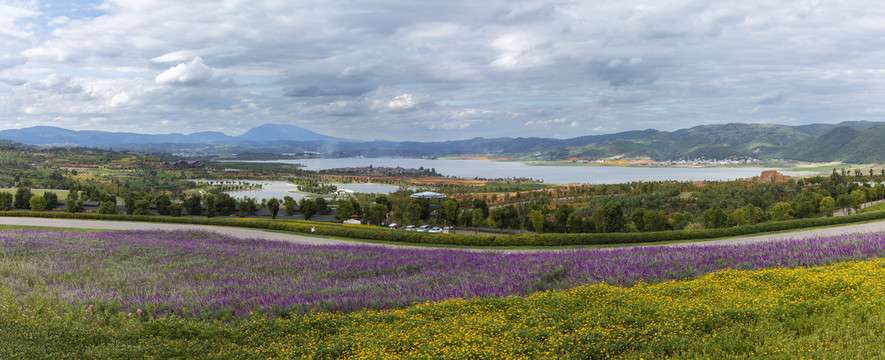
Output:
left=221, top=180, right=406, bottom=200
left=247, top=158, right=815, bottom=184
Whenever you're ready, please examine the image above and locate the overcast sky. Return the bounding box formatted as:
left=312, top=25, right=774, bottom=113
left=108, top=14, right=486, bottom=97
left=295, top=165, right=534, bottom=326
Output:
left=2, top=1, right=885, bottom=141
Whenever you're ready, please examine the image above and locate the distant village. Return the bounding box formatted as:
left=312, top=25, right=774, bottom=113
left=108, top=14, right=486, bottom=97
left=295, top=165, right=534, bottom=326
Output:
left=572, top=156, right=763, bottom=166
left=320, top=166, right=438, bottom=176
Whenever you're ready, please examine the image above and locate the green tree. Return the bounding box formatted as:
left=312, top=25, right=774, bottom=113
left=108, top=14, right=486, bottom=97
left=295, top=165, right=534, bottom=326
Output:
left=335, top=199, right=355, bottom=222
left=472, top=208, right=486, bottom=228
left=491, top=205, right=519, bottom=230
left=155, top=194, right=171, bottom=216
left=98, top=201, right=117, bottom=214
left=702, top=206, right=727, bottom=229
left=267, top=198, right=281, bottom=219
left=554, top=205, right=574, bottom=232
left=315, top=197, right=330, bottom=215
left=0, top=192, right=13, bottom=211
left=299, top=198, right=318, bottom=221
left=374, top=195, right=390, bottom=210
left=732, top=208, right=749, bottom=226
left=28, top=195, right=46, bottom=212
left=204, top=194, right=216, bottom=218
left=590, top=207, right=605, bottom=233
left=367, top=203, right=389, bottom=225
left=642, top=210, right=669, bottom=232
left=215, top=193, right=237, bottom=216
left=603, top=202, right=627, bottom=233
left=65, top=191, right=83, bottom=213
left=440, top=199, right=460, bottom=225
left=850, top=189, right=867, bottom=214
left=412, top=198, right=429, bottom=220
left=836, top=194, right=851, bottom=213
left=741, top=204, right=765, bottom=224
left=630, top=208, right=647, bottom=232
left=123, top=192, right=139, bottom=215
left=768, top=202, right=794, bottom=222
left=168, top=203, right=183, bottom=217
left=473, top=198, right=489, bottom=218
left=668, top=211, right=692, bottom=230
left=527, top=210, right=545, bottom=233
left=238, top=197, right=257, bottom=217
left=350, top=198, right=363, bottom=217
left=283, top=196, right=297, bottom=216
left=43, top=192, right=58, bottom=210
left=875, top=183, right=885, bottom=201
left=133, top=199, right=151, bottom=216
left=183, top=193, right=202, bottom=216
left=566, top=212, right=584, bottom=233
left=819, top=196, right=835, bottom=217
left=14, top=187, right=32, bottom=209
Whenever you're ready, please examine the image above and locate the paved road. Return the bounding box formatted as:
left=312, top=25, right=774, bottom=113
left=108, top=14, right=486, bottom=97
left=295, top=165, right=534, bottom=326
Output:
left=1, top=217, right=885, bottom=250
left=0, top=218, right=349, bottom=246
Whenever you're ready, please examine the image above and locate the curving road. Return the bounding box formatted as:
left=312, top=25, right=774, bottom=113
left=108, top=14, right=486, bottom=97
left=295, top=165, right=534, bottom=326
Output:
left=1, top=217, right=885, bottom=250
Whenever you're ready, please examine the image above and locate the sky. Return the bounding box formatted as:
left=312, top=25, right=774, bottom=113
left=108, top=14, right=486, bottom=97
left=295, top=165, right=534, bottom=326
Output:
left=2, top=1, right=885, bottom=141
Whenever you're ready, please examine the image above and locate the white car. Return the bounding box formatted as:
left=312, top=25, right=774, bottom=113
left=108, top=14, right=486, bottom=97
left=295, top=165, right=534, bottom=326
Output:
left=404, top=225, right=415, bottom=231
left=416, top=225, right=431, bottom=232
left=442, top=226, right=454, bottom=234
left=428, top=227, right=442, bottom=233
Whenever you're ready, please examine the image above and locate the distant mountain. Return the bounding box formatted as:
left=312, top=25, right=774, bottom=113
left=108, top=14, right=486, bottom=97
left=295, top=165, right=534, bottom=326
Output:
left=235, top=124, right=341, bottom=142
left=3, top=121, right=885, bottom=163
left=0, top=124, right=349, bottom=147
left=778, top=124, right=885, bottom=163
left=792, top=121, right=882, bottom=137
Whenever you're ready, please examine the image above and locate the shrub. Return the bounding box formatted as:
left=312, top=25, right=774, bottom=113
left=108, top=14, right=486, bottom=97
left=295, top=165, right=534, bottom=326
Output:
left=0, top=192, right=12, bottom=211
left=98, top=201, right=117, bottom=215
left=14, top=187, right=32, bottom=210
left=28, top=195, right=46, bottom=212
left=168, top=203, right=183, bottom=217
left=1, top=208, right=885, bottom=247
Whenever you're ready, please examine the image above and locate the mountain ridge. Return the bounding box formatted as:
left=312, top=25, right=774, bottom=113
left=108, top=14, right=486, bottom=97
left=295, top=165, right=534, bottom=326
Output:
left=2, top=121, right=885, bottom=163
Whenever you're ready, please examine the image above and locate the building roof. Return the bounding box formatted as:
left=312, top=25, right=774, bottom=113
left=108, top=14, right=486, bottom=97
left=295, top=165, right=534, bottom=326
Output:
left=410, top=191, right=446, bottom=199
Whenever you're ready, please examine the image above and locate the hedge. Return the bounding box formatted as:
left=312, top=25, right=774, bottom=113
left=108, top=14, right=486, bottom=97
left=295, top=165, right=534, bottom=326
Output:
left=3, top=210, right=885, bottom=247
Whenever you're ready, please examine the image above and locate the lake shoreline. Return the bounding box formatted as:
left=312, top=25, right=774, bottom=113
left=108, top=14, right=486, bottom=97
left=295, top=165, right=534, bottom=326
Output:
left=236, top=157, right=818, bottom=184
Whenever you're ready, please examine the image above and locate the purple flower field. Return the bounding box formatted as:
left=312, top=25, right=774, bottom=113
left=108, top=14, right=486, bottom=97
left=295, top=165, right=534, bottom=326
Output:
left=1, top=229, right=884, bottom=318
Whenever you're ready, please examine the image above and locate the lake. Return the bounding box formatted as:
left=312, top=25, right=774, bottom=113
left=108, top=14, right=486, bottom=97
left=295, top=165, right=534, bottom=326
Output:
left=221, top=180, right=407, bottom=200
left=246, top=158, right=815, bottom=184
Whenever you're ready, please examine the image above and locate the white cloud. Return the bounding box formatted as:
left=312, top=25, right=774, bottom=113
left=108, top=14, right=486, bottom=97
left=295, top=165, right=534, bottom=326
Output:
left=525, top=118, right=568, bottom=127
left=155, top=57, right=215, bottom=86
left=109, top=91, right=131, bottom=107
left=5, top=1, right=885, bottom=140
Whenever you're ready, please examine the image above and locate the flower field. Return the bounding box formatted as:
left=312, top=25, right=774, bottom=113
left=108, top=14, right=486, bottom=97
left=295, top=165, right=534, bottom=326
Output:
left=2, top=229, right=885, bottom=358
left=3, top=230, right=885, bottom=318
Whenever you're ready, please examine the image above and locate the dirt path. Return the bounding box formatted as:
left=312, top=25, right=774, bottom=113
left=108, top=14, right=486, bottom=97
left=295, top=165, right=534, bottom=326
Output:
left=1, top=217, right=885, bottom=250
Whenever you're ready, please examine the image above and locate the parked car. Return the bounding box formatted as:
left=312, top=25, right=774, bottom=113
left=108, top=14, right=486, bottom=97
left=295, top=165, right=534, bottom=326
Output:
left=404, top=225, right=415, bottom=231
left=416, top=225, right=431, bottom=232
left=428, top=227, right=442, bottom=233
left=442, top=226, right=454, bottom=234
left=388, top=223, right=399, bottom=229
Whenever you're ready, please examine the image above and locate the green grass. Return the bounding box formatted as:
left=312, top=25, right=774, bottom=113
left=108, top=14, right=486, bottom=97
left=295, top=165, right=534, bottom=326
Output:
left=862, top=203, right=885, bottom=213
left=0, top=189, right=69, bottom=200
